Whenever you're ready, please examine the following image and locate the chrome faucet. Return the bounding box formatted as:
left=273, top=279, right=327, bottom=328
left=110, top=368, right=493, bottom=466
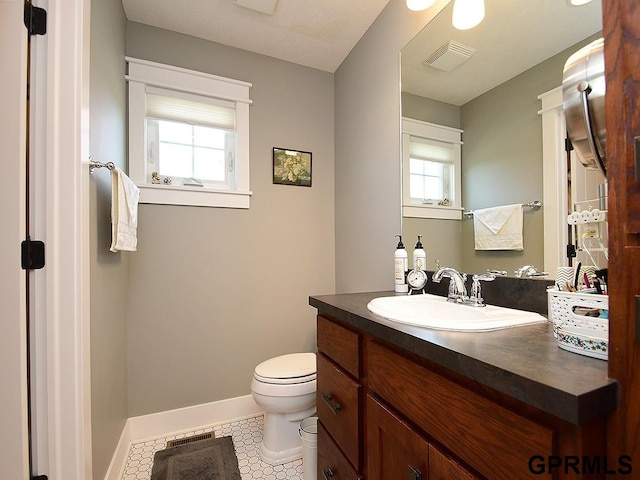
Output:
left=514, top=265, right=549, bottom=278
left=432, top=267, right=468, bottom=303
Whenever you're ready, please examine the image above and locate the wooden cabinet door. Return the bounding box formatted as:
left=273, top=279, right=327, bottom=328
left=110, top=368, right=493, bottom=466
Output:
left=366, top=395, right=428, bottom=480
left=429, top=444, right=480, bottom=480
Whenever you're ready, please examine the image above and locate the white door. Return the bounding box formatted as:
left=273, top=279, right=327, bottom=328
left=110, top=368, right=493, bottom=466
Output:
left=0, top=1, right=31, bottom=479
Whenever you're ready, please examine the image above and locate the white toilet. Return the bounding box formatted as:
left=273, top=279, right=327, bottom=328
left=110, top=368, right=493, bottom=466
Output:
left=251, top=352, right=317, bottom=465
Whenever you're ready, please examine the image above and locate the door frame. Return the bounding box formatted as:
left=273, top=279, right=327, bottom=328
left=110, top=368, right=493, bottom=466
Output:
left=34, top=0, right=93, bottom=478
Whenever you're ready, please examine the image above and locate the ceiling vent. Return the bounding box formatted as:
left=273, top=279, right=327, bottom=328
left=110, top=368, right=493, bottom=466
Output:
left=423, top=40, right=476, bottom=72
left=232, top=0, right=278, bottom=15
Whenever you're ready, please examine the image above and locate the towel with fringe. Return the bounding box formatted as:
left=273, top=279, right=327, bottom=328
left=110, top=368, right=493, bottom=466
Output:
left=473, top=204, right=523, bottom=251
left=110, top=167, right=140, bottom=252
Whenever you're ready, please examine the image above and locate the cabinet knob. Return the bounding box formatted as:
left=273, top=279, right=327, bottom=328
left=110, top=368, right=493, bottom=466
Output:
left=408, top=465, right=422, bottom=480
left=321, top=392, right=342, bottom=415
left=323, top=468, right=335, bottom=479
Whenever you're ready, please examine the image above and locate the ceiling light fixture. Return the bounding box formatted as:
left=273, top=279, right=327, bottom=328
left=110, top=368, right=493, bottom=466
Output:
left=568, top=0, right=593, bottom=5
left=406, top=0, right=435, bottom=12
left=452, top=0, right=485, bottom=30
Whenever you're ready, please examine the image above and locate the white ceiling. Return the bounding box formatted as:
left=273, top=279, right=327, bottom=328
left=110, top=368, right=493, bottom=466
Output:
left=121, top=0, right=391, bottom=73
left=401, top=0, right=603, bottom=105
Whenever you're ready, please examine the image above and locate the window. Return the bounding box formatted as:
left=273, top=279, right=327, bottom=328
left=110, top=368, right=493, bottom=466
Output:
left=402, top=118, right=462, bottom=220
left=127, top=58, right=252, bottom=208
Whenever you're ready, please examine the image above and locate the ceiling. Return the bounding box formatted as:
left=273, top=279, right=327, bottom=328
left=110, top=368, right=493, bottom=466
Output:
left=121, top=0, right=602, bottom=103
left=401, top=0, right=603, bottom=105
left=121, top=0, right=391, bottom=73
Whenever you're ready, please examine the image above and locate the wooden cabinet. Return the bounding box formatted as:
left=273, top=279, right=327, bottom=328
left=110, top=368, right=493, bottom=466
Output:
left=316, top=316, right=363, bottom=478
left=367, top=340, right=552, bottom=480
left=316, top=313, right=607, bottom=480
left=367, top=395, right=478, bottom=480
left=366, top=394, right=428, bottom=480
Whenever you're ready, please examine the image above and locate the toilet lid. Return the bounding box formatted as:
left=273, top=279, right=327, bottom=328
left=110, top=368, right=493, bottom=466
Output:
left=254, top=353, right=316, bottom=384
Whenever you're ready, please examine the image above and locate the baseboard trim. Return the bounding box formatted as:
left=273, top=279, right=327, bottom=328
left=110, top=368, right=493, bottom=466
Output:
left=104, top=394, right=263, bottom=480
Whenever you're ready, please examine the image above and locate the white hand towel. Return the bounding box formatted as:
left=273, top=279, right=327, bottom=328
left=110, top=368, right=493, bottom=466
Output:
left=110, top=167, right=140, bottom=252
left=473, top=204, right=523, bottom=251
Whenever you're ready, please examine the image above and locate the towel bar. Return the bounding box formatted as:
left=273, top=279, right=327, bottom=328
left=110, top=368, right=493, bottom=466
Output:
left=89, top=160, right=115, bottom=174
left=463, top=200, right=541, bottom=218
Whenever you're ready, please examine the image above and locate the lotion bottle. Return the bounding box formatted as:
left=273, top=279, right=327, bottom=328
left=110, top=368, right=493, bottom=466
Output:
left=413, top=235, right=427, bottom=271
left=394, top=235, right=409, bottom=293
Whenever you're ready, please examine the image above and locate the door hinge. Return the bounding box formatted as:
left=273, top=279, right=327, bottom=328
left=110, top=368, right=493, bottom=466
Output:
left=565, top=137, right=573, bottom=152
left=24, top=1, right=47, bottom=36
left=21, top=237, right=45, bottom=270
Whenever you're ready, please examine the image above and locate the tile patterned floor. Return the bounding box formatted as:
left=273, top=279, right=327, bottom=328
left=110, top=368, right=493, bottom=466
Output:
left=121, top=414, right=305, bottom=480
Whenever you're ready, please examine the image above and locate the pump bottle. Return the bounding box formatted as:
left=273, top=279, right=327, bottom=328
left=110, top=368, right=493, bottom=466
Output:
left=413, top=235, right=427, bottom=271
left=394, top=235, right=408, bottom=293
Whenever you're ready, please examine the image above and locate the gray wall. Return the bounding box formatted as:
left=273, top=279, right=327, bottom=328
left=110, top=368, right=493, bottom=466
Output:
left=334, top=0, right=449, bottom=293
left=89, top=0, right=129, bottom=478
left=125, top=23, right=335, bottom=416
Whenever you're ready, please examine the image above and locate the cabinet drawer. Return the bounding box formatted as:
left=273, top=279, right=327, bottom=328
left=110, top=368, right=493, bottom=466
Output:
left=367, top=340, right=553, bottom=480
left=317, top=315, right=360, bottom=378
left=318, top=421, right=362, bottom=480
left=317, top=353, right=361, bottom=469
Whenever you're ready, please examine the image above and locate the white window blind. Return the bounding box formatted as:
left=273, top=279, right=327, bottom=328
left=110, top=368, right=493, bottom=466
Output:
left=409, top=136, right=453, bottom=164
left=146, top=90, right=236, bottom=130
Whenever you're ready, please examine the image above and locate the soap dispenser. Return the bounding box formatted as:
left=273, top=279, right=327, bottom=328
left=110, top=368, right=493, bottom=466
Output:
left=413, top=235, right=427, bottom=271
left=394, top=235, right=408, bottom=293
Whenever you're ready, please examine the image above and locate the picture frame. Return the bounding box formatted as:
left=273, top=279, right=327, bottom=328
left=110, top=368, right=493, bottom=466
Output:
left=272, top=147, right=312, bottom=187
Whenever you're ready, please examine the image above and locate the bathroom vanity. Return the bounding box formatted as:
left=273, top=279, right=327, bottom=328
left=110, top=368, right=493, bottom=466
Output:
left=310, top=291, right=617, bottom=480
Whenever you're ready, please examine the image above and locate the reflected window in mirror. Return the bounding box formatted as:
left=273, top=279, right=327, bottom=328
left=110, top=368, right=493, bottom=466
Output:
left=402, top=118, right=462, bottom=220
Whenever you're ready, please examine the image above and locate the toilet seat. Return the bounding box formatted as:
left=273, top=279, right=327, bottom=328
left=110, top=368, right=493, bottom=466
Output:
left=253, top=353, right=316, bottom=385
left=253, top=372, right=316, bottom=385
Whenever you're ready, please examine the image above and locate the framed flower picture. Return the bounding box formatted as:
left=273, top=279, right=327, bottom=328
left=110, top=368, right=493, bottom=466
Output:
left=272, top=147, right=312, bottom=187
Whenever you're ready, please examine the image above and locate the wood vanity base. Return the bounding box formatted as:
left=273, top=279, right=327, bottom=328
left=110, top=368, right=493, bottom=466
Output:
left=316, top=314, right=607, bottom=480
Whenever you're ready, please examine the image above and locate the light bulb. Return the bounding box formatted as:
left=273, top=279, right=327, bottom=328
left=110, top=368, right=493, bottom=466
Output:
left=406, top=0, right=435, bottom=12
left=452, top=0, right=485, bottom=30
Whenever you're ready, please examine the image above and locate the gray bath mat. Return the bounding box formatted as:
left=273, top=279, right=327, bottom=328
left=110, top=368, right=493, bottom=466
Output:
left=150, top=436, right=241, bottom=480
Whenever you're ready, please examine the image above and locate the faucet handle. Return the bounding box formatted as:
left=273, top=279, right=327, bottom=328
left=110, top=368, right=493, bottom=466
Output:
left=470, top=273, right=495, bottom=307
left=487, top=269, right=507, bottom=276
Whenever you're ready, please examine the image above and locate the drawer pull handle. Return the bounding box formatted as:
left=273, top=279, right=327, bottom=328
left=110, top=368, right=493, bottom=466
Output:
left=408, top=465, right=422, bottom=480
left=321, top=392, right=342, bottom=415
left=323, top=469, right=335, bottom=479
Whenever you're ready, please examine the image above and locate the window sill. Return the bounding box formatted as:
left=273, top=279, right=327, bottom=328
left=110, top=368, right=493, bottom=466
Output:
left=403, top=204, right=462, bottom=220
left=138, top=183, right=252, bottom=209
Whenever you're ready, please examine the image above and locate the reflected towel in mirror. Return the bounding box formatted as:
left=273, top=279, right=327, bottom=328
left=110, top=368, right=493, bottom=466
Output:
left=473, top=204, right=523, bottom=251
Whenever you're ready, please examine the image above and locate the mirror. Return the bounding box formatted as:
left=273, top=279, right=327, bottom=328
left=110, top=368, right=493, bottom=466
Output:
left=401, top=0, right=602, bottom=277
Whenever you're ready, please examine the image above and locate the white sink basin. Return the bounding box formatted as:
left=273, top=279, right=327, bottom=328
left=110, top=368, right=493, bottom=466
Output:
left=367, top=294, right=546, bottom=332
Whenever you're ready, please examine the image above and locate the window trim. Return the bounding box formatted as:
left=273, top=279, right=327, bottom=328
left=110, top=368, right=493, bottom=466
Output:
left=126, top=57, right=252, bottom=208
left=402, top=118, right=463, bottom=220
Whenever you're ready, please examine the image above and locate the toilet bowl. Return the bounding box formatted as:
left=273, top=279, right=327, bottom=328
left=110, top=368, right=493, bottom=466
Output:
left=251, top=352, right=317, bottom=465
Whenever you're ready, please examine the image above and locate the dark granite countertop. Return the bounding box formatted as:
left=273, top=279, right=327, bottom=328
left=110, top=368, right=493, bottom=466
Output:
left=309, top=290, right=617, bottom=425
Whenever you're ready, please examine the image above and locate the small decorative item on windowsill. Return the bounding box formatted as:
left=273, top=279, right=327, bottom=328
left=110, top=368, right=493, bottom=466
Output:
left=272, top=147, right=312, bottom=187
